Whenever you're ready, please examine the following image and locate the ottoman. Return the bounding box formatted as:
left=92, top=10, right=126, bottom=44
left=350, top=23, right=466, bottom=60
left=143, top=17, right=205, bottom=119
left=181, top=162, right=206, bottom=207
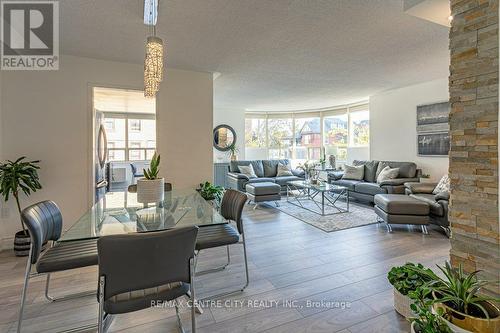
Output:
left=374, top=194, right=430, bottom=234
left=246, top=182, right=281, bottom=209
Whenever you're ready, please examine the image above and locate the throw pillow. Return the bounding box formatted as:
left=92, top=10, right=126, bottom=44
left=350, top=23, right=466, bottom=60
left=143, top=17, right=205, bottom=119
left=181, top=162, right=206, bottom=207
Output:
left=433, top=174, right=450, bottom=194
left=239, top=164, right=257, bottom=179
left=277, top=163, right=293, bottom=177
left=377, top=166, right=399, bottom=183
left=342, top=164, right=364, bottom=180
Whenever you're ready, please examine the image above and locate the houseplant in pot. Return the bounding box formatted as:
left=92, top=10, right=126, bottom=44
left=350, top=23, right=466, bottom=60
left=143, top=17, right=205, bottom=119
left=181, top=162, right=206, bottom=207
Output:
left=197, top=181, right=224, bottom=207
left=227, top=144, right=239, bottom=161
left=137, top=152, right=164, bottom=204
left=0, top=157, right=42, bottom=256
left=429, top=262, right=500, bottom=333
left=408, top=284, right=452, bottom=333
left=388, top=262, right=438, bottom=318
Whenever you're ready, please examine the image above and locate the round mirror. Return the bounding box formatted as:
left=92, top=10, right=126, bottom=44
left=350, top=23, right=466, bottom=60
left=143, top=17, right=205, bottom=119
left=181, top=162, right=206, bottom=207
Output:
left=213, top=124, right=236, bottom=151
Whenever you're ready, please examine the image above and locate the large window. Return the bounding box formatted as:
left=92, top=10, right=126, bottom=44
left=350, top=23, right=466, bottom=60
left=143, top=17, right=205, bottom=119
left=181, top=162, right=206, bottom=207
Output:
left=105, top=113, right=156, bottom=161
left=244, top=104, right=369, bottom=162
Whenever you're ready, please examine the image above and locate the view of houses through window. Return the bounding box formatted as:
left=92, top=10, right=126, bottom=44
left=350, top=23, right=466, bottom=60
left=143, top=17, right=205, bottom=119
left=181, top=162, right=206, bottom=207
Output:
left=104, top=114, right=156, bottom=161
left=245, top=105, right=369, bottom=163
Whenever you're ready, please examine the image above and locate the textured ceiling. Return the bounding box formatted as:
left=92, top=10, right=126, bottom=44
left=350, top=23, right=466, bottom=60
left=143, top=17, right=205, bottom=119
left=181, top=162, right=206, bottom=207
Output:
left=60, top=0, right=450, bottom=111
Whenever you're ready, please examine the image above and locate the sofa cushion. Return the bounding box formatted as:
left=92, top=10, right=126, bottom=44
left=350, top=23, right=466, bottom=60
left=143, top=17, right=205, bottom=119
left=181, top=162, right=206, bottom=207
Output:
left=374, top=194, right=429, bottom=215
left=262, top=159, right=289, bottom=177
left=238, top=164, right=257, bottom=178
left=277, top=163, right=293, bottom=177
left=433, top=175, right=450, bottom=194
left=410, top=193, right=444, bottom=217
left=230, top=160, right=264, bottom=178
left=274, top=175, right=302, bottom=186
left=376, top=166, right=400, bottom=183
left=376, top=161, right=417, bottom=179
left=353, top=160, right=379, bottom=183
left=354, top=182, right=387, bottom=196
left=342, top=164, right=364, bottom=180
left=246, top=182, right=281, bottom=195
left=331, top=179, right=363, bottom=191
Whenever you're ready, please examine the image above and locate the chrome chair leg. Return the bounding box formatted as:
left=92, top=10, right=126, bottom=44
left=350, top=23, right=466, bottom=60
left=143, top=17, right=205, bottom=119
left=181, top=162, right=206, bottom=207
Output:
left=190, top=258, right=196, bottom=333
left=174, top=300, right=185, bottom=333
left=195, top=246, right=231, bottom=276
left=386, top=223, right=393, bottom=233
left=98, top=276, right=105, bottom=333
left=17, top=247, right=33, bottom=333
left=44, top=273, right=96, bottom=302
left=421, top=225, right=429, bottom=235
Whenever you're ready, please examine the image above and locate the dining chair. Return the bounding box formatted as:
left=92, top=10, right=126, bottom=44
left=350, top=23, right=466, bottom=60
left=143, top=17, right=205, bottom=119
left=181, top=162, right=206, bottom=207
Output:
left=194, top=189, right=249, bottom=299
left=97, top=227, right=198, bottom=333
left=17, top=200, right=98, bottom=333
left=127, top=182, right=172, bottom=193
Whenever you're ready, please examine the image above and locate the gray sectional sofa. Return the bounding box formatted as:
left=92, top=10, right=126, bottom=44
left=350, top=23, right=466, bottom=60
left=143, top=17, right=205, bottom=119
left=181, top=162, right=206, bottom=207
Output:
left=227, top=159, right=305, bottom=192
left=328, top=160, right=422, bottom=203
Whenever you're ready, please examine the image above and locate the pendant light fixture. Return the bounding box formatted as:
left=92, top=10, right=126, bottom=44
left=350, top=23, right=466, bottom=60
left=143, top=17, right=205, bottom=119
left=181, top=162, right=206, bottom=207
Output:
left=144, top=0, right=164, bottom=98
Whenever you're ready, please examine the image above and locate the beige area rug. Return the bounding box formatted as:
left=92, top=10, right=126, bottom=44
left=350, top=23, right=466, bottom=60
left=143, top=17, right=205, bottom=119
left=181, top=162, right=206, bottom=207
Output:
left=265, top=196, right=379, bottom=232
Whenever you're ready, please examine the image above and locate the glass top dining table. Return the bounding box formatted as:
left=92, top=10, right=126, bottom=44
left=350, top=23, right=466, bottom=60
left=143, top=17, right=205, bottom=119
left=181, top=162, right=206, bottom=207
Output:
left=59, top=189, right=226, bottom=242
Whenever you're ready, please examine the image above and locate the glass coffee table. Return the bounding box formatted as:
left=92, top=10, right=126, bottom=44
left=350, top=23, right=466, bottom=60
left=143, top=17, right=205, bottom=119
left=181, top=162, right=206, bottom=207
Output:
left=286, top=180, right=349, bottom=216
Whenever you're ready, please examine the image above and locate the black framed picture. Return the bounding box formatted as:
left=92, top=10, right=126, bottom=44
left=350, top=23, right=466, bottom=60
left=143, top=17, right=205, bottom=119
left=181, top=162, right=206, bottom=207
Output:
left=417, top=132, right=450, bottom=156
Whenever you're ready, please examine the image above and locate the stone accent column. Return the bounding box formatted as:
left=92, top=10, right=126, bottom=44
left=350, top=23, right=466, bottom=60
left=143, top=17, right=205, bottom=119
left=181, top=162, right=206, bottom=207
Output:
left=449, top=0, right=499, bottom=296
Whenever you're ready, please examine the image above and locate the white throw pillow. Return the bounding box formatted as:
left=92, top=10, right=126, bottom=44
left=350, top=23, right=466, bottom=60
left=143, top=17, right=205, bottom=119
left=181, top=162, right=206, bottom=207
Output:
left=238, top=164, right=257, bottom=179
left=377, top=166, right=399, bottom=183
left=342, top=164, right=364, bottom=180
left=433, top=174, right=450, bottom=194
left=277, top=163, right=293, bottom=177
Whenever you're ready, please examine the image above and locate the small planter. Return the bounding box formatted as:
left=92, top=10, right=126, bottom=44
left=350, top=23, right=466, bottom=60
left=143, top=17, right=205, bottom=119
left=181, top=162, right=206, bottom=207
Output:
left=410, top=321, right=419, bottom=333
left=419, top=177, right=434, bottom=184
left=137, top=178, right=165, bottom=204
left=393, top=288, right=417, bottom=318
left=14, top=230, right=47, bottom=257
left=432, top=292, right=500, bottom=333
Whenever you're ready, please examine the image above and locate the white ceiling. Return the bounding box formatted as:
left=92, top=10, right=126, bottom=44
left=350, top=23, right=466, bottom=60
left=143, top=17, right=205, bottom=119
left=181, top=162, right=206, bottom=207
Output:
left=60, top=0, right=450, bottom=111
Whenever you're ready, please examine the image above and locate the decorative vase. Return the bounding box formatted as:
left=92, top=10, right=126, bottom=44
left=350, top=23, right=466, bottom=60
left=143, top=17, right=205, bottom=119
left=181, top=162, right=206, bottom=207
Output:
left=432, top=294, right=500, bottom=333
left=231, top=153, right=237, bottom=161
left=14, top=230, right=47, bottom=257
left=137, top=178, right=165, bottom=204
left=329, top=155, right=336, bottom=170
left=393, top=288, right=417, bottom=318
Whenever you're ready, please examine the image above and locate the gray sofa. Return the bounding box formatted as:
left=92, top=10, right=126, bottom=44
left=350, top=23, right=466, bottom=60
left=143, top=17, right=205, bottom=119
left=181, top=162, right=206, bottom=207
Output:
left=227, top=159, right=305, bottom=192
left=329, top=160, right=421, bottom=203
left=404, top=182, right=450, bottom=235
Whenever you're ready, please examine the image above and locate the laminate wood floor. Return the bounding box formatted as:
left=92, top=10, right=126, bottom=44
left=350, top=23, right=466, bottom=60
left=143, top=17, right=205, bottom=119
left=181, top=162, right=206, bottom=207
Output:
left=0, top=203, right=450, bottom=333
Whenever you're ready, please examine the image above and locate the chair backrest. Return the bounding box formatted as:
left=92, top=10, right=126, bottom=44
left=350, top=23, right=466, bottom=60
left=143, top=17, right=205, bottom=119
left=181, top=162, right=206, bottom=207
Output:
left=220, top=189, right=247, bottom=234
left=128, top=182, right=172, bottom=193
left=97, top=226, right=198, bottom=301
left=21, top=200, right=63, bottom=264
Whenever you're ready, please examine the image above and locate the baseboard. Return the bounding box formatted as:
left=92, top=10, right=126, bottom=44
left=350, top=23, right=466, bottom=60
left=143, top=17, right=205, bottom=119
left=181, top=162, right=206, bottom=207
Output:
left=0, top=236, right=14, bottom=252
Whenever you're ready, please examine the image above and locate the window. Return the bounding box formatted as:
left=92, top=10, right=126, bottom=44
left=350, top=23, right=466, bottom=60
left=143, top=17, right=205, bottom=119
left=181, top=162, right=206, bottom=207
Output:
left=350, top=110, right=369, bottom=146
left=295, top=117, right=321, bottom=160
left=244, top=103, right=369, bottom=163
left=268, top=118, right=293, bottom=159
left=129, top=119, right=141, bottom=132
left=245, top=118, right=266, bottom=148
left=105, top=114, right=156, bottom=162
left=323, top=114, right=348, bottom=162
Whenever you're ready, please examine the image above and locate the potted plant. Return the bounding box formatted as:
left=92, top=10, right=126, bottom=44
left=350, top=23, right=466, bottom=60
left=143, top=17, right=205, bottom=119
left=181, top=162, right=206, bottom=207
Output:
left=0, top=157, right=43, bottom=256
left=430, top=262, right=500, bottom=333
left=420, top=174, right=433, bottom=183
left=408, top=284, right=452, bottom=333
left=227, top=144, right=239, bottom=161
left=197, top=181, right=224, bottom=206
left=136, top=152, right=164, bottom=204
left=388, top=263, right=438, bottom=318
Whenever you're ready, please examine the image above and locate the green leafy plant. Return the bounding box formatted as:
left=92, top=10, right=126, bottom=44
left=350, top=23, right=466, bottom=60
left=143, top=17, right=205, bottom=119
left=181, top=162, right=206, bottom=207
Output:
left=388, top=263, right=438, bottom=296
left=421, top=174, right=431, bottom=179
left=143, top=152, right=160, bottom=180
left=227, top=144, right=239, bottom=158
left=409, top=285, right=452, bottom=333
left=197, top=181, right=224, bottom=202
left=0, top=157, right=42, bottom=234
left=430, top=262, right=500, bottom=319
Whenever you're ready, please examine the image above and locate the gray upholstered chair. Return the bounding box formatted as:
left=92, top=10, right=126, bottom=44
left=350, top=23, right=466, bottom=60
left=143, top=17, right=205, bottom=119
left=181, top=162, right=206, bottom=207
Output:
left=97, top=227, right=198, bottom=333
left=17, top=200, right=98, bottom=333
left=195, top=189, right=249, bottom=298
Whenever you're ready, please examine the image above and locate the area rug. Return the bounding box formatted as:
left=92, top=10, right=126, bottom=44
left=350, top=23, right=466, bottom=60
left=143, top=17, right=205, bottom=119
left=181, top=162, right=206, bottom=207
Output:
left=265, top=197, right=378, bottom=232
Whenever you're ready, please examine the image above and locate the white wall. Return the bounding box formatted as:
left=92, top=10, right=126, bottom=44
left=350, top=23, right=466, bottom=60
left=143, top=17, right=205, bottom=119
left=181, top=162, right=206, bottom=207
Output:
left=0, top=55, right=212, bottom=249
left=370, top=78, right=449, bottom=181
left=213, top=108, right=245, bottom=162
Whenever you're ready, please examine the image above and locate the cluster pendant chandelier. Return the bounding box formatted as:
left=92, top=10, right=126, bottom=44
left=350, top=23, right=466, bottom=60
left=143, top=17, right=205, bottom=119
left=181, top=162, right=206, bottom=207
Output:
left=144, top=0, right=164, bottom=98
